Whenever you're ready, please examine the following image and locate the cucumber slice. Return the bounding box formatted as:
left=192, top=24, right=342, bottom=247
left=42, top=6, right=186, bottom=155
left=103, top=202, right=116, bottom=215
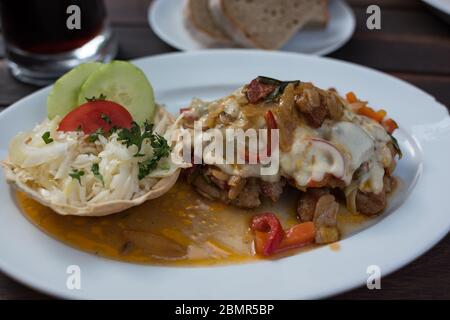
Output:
left=78, top=61, right=155, bottom=124
left=47, top=62, right=102, bottom=119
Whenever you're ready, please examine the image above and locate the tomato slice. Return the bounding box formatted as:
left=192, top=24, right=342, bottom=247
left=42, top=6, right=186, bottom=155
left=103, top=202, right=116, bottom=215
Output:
left=58, top=100, right=133, bottom=134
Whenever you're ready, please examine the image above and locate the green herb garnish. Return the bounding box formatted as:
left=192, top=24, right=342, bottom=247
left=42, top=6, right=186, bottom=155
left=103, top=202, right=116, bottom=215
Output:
left=69, top=168, right=85, bottom=185
left=257, top=76, right=300, bottom=102
left=118, top=121, right=154, bottom=157
left=41, top=131, right=54, bottom=144
left=109, top=125, right=119, bottom=134
left=117, top=121, right=171, bottom=179
left=137, top=132, right=171, bottom=180
left=389, top=134, right=403, bottom=159
left=91, top=163, right=104, bottom=186
left=87, top=128, right=105, bottom=143
left=85, top=94, right=107, bottom=102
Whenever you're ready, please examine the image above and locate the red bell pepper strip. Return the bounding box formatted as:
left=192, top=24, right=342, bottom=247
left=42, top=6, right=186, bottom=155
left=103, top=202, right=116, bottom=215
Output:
left=251, top=213, right=284, bottom=256
left=251, top=213, right=316, bottom=256
left=279, top=222, right=315, bottom=251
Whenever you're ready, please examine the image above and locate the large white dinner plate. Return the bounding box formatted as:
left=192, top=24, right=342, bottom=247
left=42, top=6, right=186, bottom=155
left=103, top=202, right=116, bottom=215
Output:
left=149, top=0, right=355, bottom=56
left=0, top=50, right=449, bottom=299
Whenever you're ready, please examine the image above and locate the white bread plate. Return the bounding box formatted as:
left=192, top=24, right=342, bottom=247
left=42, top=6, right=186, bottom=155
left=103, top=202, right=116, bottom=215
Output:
left=149, top=0, right=355, bottom=55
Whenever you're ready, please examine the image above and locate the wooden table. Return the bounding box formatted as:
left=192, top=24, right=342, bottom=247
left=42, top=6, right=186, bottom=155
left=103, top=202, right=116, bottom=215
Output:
left=0, top=0, right=449, bottom=300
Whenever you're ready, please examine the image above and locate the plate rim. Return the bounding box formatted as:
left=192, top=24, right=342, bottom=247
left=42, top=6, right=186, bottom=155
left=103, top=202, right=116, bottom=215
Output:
left=422, top=0, right=450, bottom=16
left=0, top=49, right=449, bottom=300
left=148, top=0, right=356, bottom=56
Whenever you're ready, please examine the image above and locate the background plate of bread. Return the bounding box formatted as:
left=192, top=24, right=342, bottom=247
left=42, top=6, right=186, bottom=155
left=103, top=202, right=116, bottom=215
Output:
left=149, top=0, right=355, bottom=55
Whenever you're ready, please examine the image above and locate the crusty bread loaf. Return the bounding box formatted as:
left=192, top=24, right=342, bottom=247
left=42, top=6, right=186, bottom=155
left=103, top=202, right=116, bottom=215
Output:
left=305, top=0, right=329, bottom=29
left=184, top=0, right=234, bottom=47
left=209, top=0, right=327, bottom=50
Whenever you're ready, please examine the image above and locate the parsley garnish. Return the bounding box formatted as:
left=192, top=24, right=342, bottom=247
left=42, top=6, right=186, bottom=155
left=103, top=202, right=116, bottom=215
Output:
left=87, top=128, right=105, bottom=143
left=41, top=131, right=54, bottom=144
left=118, top=121, right=154, bottom=157
left=109, top=125, right=119, bottom=134
left=69, top=168, right=85, bottom=185
left=86, top=125, right=119, bottom=143
left=101, top=113, right=112, bottom=125
left=137, top=132, right=171, bottom=180
left=85, top=94, right=107, bottom=102
left=91, top=163, right=104, bottom=186
left=117, top=121, right=171, bottom=180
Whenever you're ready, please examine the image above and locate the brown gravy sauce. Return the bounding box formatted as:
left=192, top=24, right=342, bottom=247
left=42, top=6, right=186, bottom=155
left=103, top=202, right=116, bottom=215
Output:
left=16, top=181, right=375, bottom=266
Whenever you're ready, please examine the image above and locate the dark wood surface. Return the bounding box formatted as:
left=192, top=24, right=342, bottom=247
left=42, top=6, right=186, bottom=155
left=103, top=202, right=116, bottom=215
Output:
left=0, top=0, right=449, bottom=300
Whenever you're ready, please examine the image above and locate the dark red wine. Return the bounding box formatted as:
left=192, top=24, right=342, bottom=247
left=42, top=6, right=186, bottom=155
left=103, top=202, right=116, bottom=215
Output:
left=0, top=0, right=106, bottom=54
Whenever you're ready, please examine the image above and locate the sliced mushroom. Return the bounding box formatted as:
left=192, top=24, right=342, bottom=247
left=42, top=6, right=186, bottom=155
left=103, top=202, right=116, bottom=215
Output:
left=313, top=194, right=340, bottom=244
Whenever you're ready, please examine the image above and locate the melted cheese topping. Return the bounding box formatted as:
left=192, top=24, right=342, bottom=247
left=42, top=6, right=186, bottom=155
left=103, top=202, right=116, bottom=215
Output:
left=180, top=87, right=395, bottom=194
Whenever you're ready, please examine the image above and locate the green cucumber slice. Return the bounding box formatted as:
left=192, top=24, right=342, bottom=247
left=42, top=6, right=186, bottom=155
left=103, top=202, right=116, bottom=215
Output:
left=47, top=62, right=102, bottom=119
left=78, top=61, right=155, bottom=124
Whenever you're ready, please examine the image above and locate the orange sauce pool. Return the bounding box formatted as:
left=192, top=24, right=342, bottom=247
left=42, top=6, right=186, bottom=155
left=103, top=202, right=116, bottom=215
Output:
left=16, top=181, right=374, bottom=266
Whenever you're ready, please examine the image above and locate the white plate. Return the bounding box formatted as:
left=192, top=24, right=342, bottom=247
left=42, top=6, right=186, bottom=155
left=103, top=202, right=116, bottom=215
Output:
left=149, top=0, right=355, bottom=56
left=1, top=50, right=449, bottom=299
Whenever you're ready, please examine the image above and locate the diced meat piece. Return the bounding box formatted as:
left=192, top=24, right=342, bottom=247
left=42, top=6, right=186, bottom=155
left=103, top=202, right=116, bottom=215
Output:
left=208, top=168, right=229, bottom=190
left=232, top=178, right=261, bottom=209
left=315, top=227, right=340, bottom=244
left=192, top=175, right=223, bottom=200
left=313, top=195, right=339, bottom=227
left=303, top=105, right=328, bottom=128
left=293, top=86, right=344, bottom=127
left=295, top=88, right=328, bottom=128
left=313, top=194, right=340, bottom=244
left=326, top=93, right=344, bottom=120
left=209, top=168, right=229, bottom=181
left=356, top=189, right=386, bottom=216
left=186, top=167, right=288, bottom=209
left=210, top=176, right=227, bottom=190
left=297, top=189, right=330, bottom=222
left=384, top=175, right=396, bottom=194
left=298, top=191, right=340, bottom=244
left=260, top=179, right=286, bottom=202
left=219, top=112, right=235, bottom=125
left=228, top=176, right=247, bottom=200
left=245, top=78, right=277, bottom=104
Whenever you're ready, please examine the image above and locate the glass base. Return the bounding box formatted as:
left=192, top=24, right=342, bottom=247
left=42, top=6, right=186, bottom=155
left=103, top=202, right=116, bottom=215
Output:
left=6, top=28, right=118, bottom=86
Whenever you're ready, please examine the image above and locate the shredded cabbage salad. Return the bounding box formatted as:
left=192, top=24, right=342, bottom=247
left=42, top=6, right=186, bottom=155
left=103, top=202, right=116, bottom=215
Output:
left=7, top=111, right=184, bottom=207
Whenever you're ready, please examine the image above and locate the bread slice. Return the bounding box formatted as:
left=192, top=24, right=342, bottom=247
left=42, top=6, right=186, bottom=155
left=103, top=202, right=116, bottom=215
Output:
left=305, top=0, right=329, bottom=29
left=209, top=0, right=325, bottom=50
left=184, top=0, right=234, bottom=47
